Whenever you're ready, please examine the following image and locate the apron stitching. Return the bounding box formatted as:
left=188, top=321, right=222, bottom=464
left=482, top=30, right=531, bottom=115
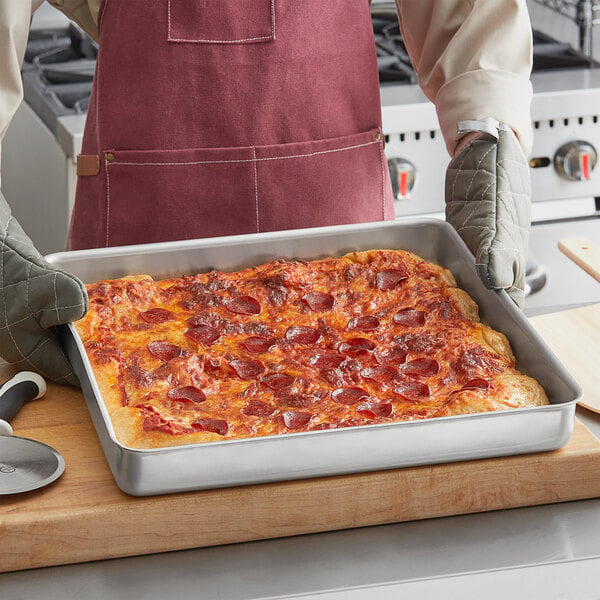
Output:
left=253, top=147, right=260, bottom=233
left=89, top=0, right=108, bottom=250
left=110, top=139, right=379, bottom=167
left=271, top=0, right=276, bottom=41
left=378, top=136, right=385, bottom=219
left=105, top=157, right=111, bottom=247
left=167, top=0, right=172, bottom=38
left=167, top=0, right=275, bottom=43
left=169, top=35, right=274, bottom=43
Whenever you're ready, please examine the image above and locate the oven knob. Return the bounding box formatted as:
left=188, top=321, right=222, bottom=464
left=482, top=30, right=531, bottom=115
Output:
left=388, top=158, right=416, bottom=200
left=554, top=141, right=597, bottom=181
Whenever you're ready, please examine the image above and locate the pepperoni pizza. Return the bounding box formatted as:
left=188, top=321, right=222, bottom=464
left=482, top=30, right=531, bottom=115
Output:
left=74, top=249, right=548, bottom=449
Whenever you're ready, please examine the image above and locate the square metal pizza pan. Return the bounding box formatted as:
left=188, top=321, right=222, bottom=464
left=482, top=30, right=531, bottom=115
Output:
left=46, top=218, right=582, bottom=496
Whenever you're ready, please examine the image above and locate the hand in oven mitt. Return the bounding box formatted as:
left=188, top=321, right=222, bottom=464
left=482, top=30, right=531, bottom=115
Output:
left=445, top=118, right=531, bottom=308
left=0, top=192, right=88, bottom=386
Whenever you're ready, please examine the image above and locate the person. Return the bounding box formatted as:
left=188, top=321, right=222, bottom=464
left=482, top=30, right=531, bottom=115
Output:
left=0, top=0, right=533, bottom=385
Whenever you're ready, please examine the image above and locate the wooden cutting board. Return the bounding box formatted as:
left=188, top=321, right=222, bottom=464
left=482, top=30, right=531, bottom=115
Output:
left=2, top=305, right=600, bottom=573
left=531, top=303, right=600, bottom=413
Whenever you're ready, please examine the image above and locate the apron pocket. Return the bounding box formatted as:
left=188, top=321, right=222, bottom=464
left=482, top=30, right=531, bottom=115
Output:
left=167, top=0, right=275, bottom=44
left=253, top=128, right=391, bottom=232
left=103, top=146, right=257, bottom=247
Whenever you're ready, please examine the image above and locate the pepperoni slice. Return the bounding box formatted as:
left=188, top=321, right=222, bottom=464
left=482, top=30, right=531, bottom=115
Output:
left=360, top=366, right=398, bottom=384
left=454, top=347, right=502, bottom=377
left=393, top=308, right=426, bottom=327
left=142, top=412, right=163, bottom=432
left=282, top=411, right=312, bottom=429
left=184, top=324, right=220, bottom=345
left=286, top=326, right=320, bottom=344
left=230, top=358, right=265, bottom=379
left=347, top=316, right=380, bottom=331
left=393, top=380, right=430, bottom=401
left=147, top=340, right=182, bottom=362
left=167, top=386, right=206, bottom=404
left=338, top=338, right=376, bottom=357
left=191, top=417, right=228, bottom=436
left=90, top=347, right=121, bottom=365
left=375, top=346, right=407, bottom=367
left=301, top=292, right=335, bottom=312
left=243, top=400, right=275, bottom=417
left=357, top=401, right=393, bottom=418
left=139, top=308, right=174, bottom=323
left=124, top=365, right=156, bottom=388
left=261, top=373, right=295, bottom=390
left=462, top=378, right=490, bottom=391
left=402, top=358, right=440, bottom=377
left=332, top=387, right=370, bottom=405
left=428, top=299, right=454, bottom=320
left=226, top=296, right=261, bottom=315
left=141, top=411, right=184, bottom=434
left=241, top=336, right=276, bottom=353
left=375, top=267, right=408, bottom=290
left=276, top=393, right=313, bottom=409
left=308, top=352, right=345, bottom=369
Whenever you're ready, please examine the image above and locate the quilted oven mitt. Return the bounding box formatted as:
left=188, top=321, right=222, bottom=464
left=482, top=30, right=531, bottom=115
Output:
left=445, top=118, right=531, bottom=308
left=0, top=192, right=88, bottom=386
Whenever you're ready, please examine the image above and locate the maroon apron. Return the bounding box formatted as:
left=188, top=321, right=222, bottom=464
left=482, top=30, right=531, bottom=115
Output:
left=69, top=0, right=394, bottom=250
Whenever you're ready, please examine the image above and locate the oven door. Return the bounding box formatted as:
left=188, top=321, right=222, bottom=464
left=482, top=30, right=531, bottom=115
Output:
left=525, top=215, right=600, bottom=316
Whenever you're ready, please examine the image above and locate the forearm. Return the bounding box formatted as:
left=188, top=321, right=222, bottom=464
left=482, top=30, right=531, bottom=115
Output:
left=395, top=0, right=533, bottom=156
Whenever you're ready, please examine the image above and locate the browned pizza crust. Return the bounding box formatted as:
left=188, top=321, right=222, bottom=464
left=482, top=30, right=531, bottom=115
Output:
left=74, top=248, right=548, bottom=449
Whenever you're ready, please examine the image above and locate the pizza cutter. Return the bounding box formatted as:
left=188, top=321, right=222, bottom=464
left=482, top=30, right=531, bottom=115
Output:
left=0, top=371, right=65, bottom=495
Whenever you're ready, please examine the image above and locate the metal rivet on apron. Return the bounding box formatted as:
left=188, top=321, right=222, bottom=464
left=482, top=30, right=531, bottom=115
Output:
left=374, top=131, right=382, bottom=142
left=105, top=152, right=115, bottom=162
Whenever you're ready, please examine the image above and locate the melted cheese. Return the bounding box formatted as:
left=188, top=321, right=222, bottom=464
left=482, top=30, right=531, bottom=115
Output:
left=74, top=249, right=548, bottom=449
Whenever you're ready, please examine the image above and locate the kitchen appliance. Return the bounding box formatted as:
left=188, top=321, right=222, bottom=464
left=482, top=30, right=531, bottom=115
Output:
left=0, top=15, right=94, bottom=256
left=1, top=2, right=599, bottom=314
left=46, top=219, right=581, bottom=496
left=0, top=371, right=65, bottom=495
left=372, top=1, right=600, bottom=315
left=372, top=3, right=600, bottom=213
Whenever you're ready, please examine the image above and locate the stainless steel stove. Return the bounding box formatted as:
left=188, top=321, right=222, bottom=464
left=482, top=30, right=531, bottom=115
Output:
left=1, top=3, right=599, bottom=315
left=20, top=24, right=95, bottom=135
left=373, top=4, right=600, bottom=214
left=371, top=2, right=600, bottom=315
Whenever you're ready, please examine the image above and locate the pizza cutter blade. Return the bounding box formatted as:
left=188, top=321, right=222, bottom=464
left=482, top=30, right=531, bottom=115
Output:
left=0, top=372, right=65, bottom=495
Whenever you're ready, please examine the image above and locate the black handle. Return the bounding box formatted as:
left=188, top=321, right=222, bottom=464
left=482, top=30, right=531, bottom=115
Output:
left=0, top=372, right=46, bottom=423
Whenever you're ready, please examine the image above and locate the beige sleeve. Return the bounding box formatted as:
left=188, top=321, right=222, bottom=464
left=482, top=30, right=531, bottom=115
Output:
left=0, top=0, right=44, bottom=188
left=395, top=0, right=533, bottom=156
left=0, top=0, right=99, bottom=190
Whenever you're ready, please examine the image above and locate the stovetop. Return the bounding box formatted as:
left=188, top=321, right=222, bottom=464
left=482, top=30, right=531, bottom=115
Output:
left=371, top=10, right=416, bottom=85
left=21, top=24, right=96, bottom=134
left=371, top=4, right=599, bottom=87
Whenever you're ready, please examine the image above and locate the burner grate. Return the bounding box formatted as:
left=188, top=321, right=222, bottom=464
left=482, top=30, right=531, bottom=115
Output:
left=371, top=5, right=600, bottom=85
left=21, top=24, right=97, bottom=134
left=372, top=13, right=417, bottom=85
left=532, top=30, right=599, bottom=69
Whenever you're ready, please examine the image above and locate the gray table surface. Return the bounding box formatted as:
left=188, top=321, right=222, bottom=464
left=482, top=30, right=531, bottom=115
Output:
left=3, top=306, right=600, bottom=600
